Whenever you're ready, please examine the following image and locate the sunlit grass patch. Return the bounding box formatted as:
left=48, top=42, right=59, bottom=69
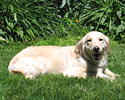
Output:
left=0, top=36, right=125, bottom=99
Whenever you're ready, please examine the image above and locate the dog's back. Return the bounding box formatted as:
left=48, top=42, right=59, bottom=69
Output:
left=8, top=46, right=76, bottom=78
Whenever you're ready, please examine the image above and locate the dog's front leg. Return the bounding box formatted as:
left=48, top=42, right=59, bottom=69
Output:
left=104, top=68, right=120, bottom=77
left=96, top=72, right=115, bottom=80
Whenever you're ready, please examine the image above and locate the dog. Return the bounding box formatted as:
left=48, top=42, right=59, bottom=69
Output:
left=8, top=31, right=119, bottom=80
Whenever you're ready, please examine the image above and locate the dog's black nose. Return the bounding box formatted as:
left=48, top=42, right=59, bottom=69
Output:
left=93, top=46, right=100, bottom=52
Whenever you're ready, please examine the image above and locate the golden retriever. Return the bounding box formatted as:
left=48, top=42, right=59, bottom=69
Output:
left=8, top=31, right=119, bottom=80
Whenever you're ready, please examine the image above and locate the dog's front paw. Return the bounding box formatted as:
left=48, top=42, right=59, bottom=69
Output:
left=112, top=74, right=121, bottom=78
left=114, top=74, right=121, bottom=77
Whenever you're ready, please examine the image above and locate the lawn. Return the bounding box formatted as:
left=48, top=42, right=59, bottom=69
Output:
left=0, top=36, right=125, bottom=100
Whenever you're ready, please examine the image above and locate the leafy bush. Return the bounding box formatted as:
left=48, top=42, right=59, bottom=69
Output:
left=59, top=0, right=125, bottom=43
left=0, top=0, right=125, bottom=43
left=79, top=0, right=125, bottom=42
left=0, top=0, right=60, bottom=43
left=0, top=0, right=87, bottom=43
left=59, top=0, right=85, bottom=19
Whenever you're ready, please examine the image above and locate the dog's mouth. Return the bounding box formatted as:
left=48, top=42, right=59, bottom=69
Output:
left=92, top=53, right=101, bottom=61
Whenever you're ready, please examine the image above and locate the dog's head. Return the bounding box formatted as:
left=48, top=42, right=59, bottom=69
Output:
left=75, top=31, right=110, bottom=62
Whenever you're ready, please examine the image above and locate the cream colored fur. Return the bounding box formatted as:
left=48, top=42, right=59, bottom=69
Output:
left=8, top=31, right=119, bottom=80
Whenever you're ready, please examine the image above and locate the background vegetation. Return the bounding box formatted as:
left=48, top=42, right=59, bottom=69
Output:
left=0, top=0, right=125, bottom=44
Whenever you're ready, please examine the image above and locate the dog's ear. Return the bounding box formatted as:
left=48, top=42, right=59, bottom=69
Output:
left=105, top=36, right=110, bottom=55
left=75, top=37, right=85, bottom=58
left=75, top=41, right=82, bottom=58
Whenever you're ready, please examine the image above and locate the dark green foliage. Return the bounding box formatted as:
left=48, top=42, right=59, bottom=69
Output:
left=0, top=0, right=125, bottom=43
left=58, top=0, right=125, bottom=43
left=79, top=0, right=125, bottom=42
left=0, top=0, right=60, bottom=42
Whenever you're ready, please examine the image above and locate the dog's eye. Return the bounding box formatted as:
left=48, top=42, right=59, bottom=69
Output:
left=99, top=39, right=103, bottom=41
left=87, top=39, right=91, bottom=42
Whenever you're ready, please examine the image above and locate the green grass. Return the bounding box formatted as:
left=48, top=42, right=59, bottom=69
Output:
left=0, top=36, right=125, bottom=100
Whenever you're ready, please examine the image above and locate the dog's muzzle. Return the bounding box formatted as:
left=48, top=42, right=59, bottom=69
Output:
left=93, top=46, right=100, bottom=53
left=92, top=46, right=101, bottom=61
